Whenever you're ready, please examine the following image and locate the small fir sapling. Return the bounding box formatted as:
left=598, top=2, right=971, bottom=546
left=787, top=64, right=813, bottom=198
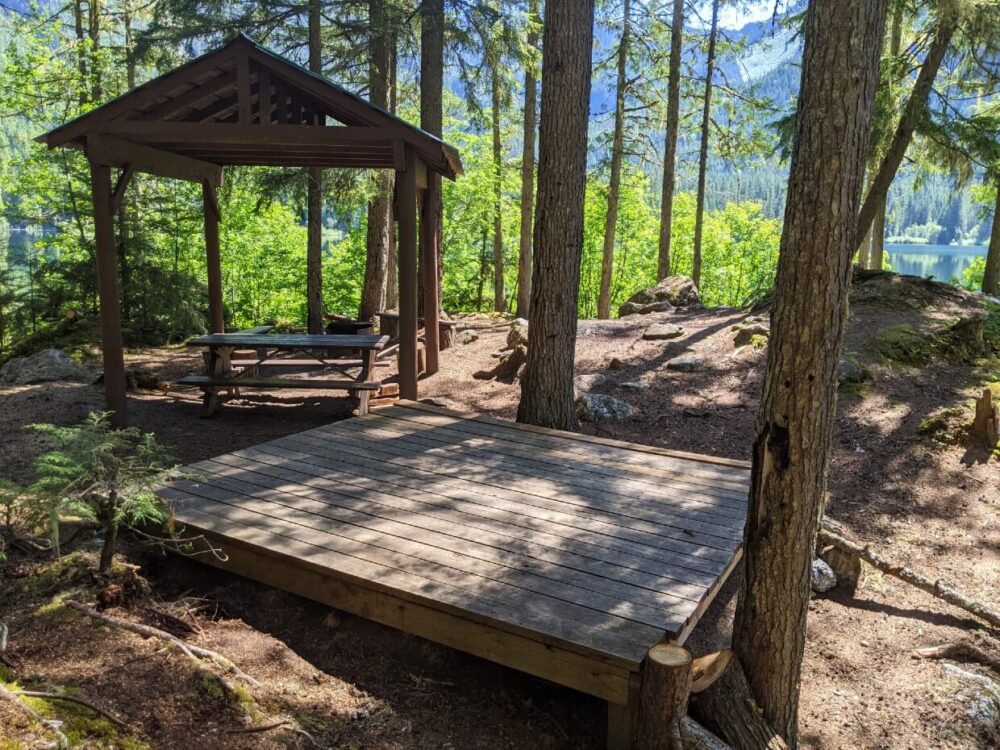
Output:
left=28, top=412, right=175, bottom=571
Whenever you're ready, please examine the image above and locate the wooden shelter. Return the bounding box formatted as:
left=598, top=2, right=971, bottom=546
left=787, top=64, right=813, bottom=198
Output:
left=38, top=34, right=462, bottom=426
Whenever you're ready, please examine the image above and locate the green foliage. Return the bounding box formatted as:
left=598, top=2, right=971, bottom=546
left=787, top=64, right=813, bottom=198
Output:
left=28, top=412, right=173, bottom=567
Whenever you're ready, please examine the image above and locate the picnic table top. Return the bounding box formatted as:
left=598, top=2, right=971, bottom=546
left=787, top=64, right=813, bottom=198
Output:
left=187, top=333, right=389, bottom=349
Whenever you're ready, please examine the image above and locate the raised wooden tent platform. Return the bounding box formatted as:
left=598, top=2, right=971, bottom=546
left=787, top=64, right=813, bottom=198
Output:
left=157, top=401, right=749, bottom=748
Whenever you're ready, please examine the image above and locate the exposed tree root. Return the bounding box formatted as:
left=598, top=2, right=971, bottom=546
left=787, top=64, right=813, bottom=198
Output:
left=689, top=655, right=789, bottom=750
left=10, top=690, right=128, bottom=730
left=64, top=600, right=259, bottom=689
left=225, top=719, right=291, bottom=734
left=818, top=527, right=1000, bottom=629
left=914, top=638, right=1000, bottom=675
left=0, top=682, right=69, bottom=746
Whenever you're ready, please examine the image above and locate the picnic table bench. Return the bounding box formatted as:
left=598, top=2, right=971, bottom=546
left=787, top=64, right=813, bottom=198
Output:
left=179, top=332, right=389, bottom=417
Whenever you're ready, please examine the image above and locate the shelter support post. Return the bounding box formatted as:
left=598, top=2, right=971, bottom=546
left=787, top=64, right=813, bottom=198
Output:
left=89, top=160, right=127, bottom=427
left=397, top=146, right=419, bottom=400
left=202, top=179, right=224, bottom=334
left=420, top=170, right=441, bottom=376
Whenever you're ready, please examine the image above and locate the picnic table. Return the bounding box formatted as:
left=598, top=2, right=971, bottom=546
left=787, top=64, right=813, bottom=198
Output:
left=179, top=331, right=389, bottom=417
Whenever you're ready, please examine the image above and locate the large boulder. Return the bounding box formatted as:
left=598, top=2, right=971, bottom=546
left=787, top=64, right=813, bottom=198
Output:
left=507, top=318, right=529, bottom=349
left=573, top=373, right=607, bottom=395
left=576, top=393, right=633, bottom=422
left=618, top=276, right=700, bottom=317
left=643, top=323, right=685, bottom=341
left=0, top=349, right=92, bottom=385
left=473, top=344, right=526, bottom=383
left=665, top=354, right=704, bottom=372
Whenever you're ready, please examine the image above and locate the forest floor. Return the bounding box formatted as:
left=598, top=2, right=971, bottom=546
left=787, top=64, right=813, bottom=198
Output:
left=0, top=272, right=997, bottom=749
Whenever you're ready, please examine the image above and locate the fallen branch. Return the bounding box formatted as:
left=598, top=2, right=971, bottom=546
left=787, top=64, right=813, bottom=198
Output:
left=11, top=690, right=128, bottom=731
left=914, top=640, right=1000, bottom=675
left=64, top=600, right=259, bottom=688
left=818, top=527, right=1000, bottom=629
left=225, top=719, right=291, bottom=734
left=0, top=683, right=68, bottom=746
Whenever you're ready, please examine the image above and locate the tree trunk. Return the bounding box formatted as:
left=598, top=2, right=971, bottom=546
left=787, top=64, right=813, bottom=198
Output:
left=855, top=10, right=957, bottom=248
left=516, top=0, right=539, bottom=319
left=492, top=63, right=506, bottom=313
left=306, top=0, right=324, bottom=333
left=98, top=492, right=117, bottom=573
left=358, top=0, right=393, bottom=322
left=657, top=0, right=684, bottom=280
left=597, top=0, right=631, bottom=320
left=865, top=3, right=902, bottom=271
left=692, top=0, right=719, bottom=291
left=420, top=0, right=444, bottom=304
left=74, top=0, right=87, bottom=105
left=88, top=0, right=101, bottom=102
left=983, top=179, right=1000, bottom=295
left=516, top=0, right=594, bottom=431
left=732, top=1, right=887, bottom=746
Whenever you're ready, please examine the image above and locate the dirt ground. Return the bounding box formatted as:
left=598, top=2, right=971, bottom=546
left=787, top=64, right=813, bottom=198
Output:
left=1, top=274, right=997, bottom=749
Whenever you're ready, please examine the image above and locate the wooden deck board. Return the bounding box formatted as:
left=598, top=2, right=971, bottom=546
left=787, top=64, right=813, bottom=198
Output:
left=159, top=401, right=748, bottom=712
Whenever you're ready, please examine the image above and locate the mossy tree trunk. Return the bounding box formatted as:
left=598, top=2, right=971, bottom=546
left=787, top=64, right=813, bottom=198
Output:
left=983, top=176, right=1000, bottom=295
left=732, top=1, right=887, bottom=745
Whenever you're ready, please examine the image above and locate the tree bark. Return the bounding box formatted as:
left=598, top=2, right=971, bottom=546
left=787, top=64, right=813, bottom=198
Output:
left=306, top=0, right=324, bottom=333
left=88, top=0, right=101, bottom=102
left=516, top=0, right=540, bottom=319
left=692, top=0, right=719, bottom=291
left=597, top=0, right=631, bottom=320
left=732, top=1, right=887, bottom=745
left=358, top=0, right=393, bottom=322
left=636, top=643, right=691, bottom=750
left=492, top=61, right=506, bottom=313
left=856, top=10, right=958, bottom=248
left=982, top=178, right=1000, bottom=295
left=420, top=0, right=444, bottom=300
left=657, top=0, right=684, bottom=280
left=516, top=0, right=594, bottom=431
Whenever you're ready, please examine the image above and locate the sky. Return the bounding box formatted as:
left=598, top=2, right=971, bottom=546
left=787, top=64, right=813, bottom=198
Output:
left=694, top=0, right=780, bottom=30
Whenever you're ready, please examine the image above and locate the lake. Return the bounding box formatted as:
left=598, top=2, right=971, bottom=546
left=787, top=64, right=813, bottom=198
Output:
left=885, top=243, right=987, bottom=283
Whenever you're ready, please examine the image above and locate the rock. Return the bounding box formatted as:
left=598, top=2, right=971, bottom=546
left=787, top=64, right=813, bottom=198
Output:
left=474, top=344, right=526, bottom=383
left=576, top=393, right=633, bottom=422
left=618, top=381, right=650, bottom=391
left=0, top=348, right=92, bottom=385
left=733, top=322, right=770, bottom=348
left=665, top=355, right=704, bottom=372
left=836, top=354, right=869, bottom=384
left=608, top=357, right=625, bottom=370
left=573, top=373, right=607, bottom=395
left=619, top=300, right=676, bottom=317
left=943, top=663, right=1000, bottom=738
left=506, top=318, right=529, bottom=349
left=811, top=558, right=838, bottom=593
left=457, top=329, right=479, bottom=345
left=618, top=275, right=700, bottom=317
left=643, top=323, right=685, bottom=341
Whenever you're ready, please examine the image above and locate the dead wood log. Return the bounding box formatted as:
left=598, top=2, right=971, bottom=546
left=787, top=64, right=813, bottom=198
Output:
left=817, top=528, right=1000, bottom=629
left=914, top=640, right=1000, bottom=675
left=636, top=643, right=692, bottom=750
left=690, top=649, right=732, bottom=694
left=64, top=600, right=259, bottom=687
left=680, top=717, right=731, bottom=750
left=688, top=655, right=789, bottom=750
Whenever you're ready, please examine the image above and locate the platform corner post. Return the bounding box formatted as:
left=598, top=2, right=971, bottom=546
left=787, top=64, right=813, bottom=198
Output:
left=635, top=643, right=692, bottom=750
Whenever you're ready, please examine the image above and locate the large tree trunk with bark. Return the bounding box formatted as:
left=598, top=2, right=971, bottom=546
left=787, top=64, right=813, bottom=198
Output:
left=516, top=0, right=539, bottom=319
left=306, top=0, right=324, bottom=333
left=516, top=0, right=594, bottom=431
left=692, top=0, right=719, bottom=291
left=597, top=0, right=631, bottom=320
left=732, top=1, right=887, bottom=745
left=420, top=0, right=444, bottom=306
left=657, top=0, right=684, bottom=280
left=856, top=10, right=958, bottom=248
left=358, top=0, right=393, bottom=322
left=983, top=178, right=1000, bottom=295
left=492, top=63, right=506, bottom=313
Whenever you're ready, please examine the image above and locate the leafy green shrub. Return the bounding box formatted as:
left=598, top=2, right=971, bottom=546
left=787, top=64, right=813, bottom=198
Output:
left=28, top=412, right=174, bottom=571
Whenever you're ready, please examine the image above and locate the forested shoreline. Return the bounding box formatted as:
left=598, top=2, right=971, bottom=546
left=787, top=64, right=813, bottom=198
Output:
left=1, top=0, right=998, bottom=356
